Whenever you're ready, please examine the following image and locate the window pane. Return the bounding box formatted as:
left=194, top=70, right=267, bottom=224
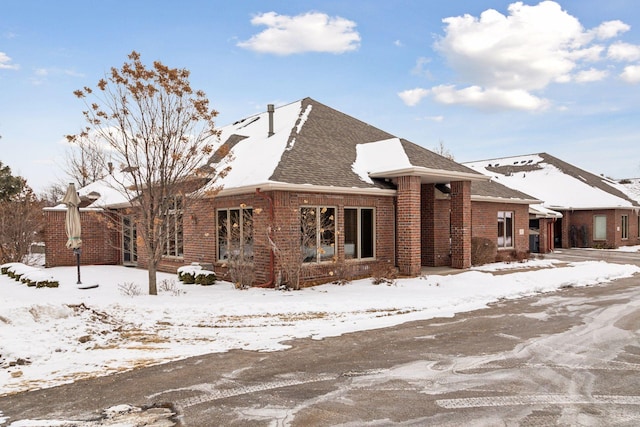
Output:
left=176, top=212, right=184, bottom=256
left=243, top=209, right=253, bottom=259
left=319, top=207, right=335, bottom=262
left=622, top=215, right=628, bottom=239
left=594, top=215, right=607, bottom=240
left=505, top=212, right=513, bottom=248
left=344, top=209, right=357, bottom=259
left=497, top=212, right=505, bottom=247
left=361, top=208, right=374, bottom=258
left=301, top=207, right=317, bottom=262
left=217, top=210, right=228, bottom=260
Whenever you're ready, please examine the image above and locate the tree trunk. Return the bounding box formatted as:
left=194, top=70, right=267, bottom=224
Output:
left=148, top=263, right=158, bottom=295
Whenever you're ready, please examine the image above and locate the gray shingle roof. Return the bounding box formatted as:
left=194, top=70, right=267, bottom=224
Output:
left=211, top=98, right=523, bottom=201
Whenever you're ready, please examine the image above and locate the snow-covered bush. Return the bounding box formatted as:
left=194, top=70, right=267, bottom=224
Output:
left=1, top=262, right=59, bottom=288
left=177, top=263, right=216, bottom=286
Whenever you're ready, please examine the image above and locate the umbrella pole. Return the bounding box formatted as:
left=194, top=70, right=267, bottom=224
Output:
left=74, top=248, right=82, bottom=284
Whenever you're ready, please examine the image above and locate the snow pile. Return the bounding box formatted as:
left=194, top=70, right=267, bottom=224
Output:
left=1, top=257, right=638, bottom=397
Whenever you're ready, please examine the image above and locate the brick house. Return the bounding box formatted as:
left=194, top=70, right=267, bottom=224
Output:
left=45, top=98, right=539, bottom=285
left=465, top=153, right=640, bottom=251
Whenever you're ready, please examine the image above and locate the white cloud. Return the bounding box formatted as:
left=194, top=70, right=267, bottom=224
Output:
left=591, top=20, right=630, bottom=40
left=620, top=65, right=640, bottom=84
left=431, top=85, right=551, bottom=112
left=237, top=11, right=360, bottom=55
left=574, top=68, right=609, bottom=83
left=398, top=88, right=430, bottom=106
left=434, top=1, right=589, bottom=91
left=407, top=1, right=633, bottom=111
left=411, top=57, right=432, bottom=77
left=608, top=42, right=640, bottom=62
left=0, top=51, right=19, bottom=70
left=394, top=40, right=403, bottom=47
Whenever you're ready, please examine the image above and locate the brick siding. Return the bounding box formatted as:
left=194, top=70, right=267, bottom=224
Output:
left=44, top=209, right=120, bottom=268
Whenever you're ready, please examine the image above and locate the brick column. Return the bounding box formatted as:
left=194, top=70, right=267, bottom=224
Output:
left=450, top=180, right=471, bottom=269
left=397, top=176, right=421, bottom=276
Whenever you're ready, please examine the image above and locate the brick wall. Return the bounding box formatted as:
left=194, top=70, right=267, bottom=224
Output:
left=450, top=181, right=471, bottom=269
left=396, top=176, right=422, bottom=275
left=44, top=209, right=120, bottom=268
left=560, top=209, right=640, bottom=249
left=180, top=190, right=396, bottom=285
left=471, top=201, right=529, bottom=259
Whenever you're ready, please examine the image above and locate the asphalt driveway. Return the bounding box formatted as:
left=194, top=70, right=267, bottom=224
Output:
left=1, top=248, right=639, bottom=426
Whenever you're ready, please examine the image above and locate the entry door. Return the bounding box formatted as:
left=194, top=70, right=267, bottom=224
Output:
left=122, top=215, right=138, bottom=265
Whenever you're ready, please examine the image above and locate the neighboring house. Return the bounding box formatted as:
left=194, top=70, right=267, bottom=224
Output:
left=45, top=98, right=540, bottom=285
left=464, top=153, right=640, bottom=251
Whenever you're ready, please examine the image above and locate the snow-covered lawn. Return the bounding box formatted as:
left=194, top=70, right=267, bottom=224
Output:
left=1, top=256, right=639, bottom=398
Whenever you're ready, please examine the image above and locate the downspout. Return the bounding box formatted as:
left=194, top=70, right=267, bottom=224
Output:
left=255, top=188, right=275, bottom=288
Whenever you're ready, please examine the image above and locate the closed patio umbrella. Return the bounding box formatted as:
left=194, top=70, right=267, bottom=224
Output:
left=61, top=183, right=82, bottom=284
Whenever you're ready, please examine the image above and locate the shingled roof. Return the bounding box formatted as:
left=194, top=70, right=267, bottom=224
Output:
left=203, top=97, right=487, bottom=195
left=464, top=153, right=640, bottom=210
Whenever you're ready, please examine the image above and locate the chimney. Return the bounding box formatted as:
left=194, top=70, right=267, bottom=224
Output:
left=267, top=104, right=275, bottom=137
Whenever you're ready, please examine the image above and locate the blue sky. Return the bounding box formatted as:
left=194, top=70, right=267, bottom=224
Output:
left=1, top=0, right=639, bottom=193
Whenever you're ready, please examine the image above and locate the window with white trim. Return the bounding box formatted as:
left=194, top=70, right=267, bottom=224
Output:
left=497, top=211, right=514, bottom=248
left=621, top=214, right=629, bottom=240
left=344, top=208, right=375, bottom=259
left=217, top=207, right=253, bottom=262
left=594, top=215, right=607, bottom=241
left=301, top=206, right=335, bottom=263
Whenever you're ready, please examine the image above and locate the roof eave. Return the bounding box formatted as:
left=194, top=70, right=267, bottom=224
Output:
left=369, top=167, right=490, bottom=183
left=209, top=182, right=398, bottom=198
left=471, top=195, right=540, bottom=205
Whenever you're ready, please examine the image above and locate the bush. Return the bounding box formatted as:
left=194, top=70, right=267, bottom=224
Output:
left=227, top=258, right=254, bottom=289
left=370, top=262, right=397, bottom=285
left=195, top=272, right=217, bottom=286
left=471, top=237, right=497, bottom=266
left=179, top=272, right=196, bottom=284
left=1, top=262, right=59, bottom=288
left=177, top=264, right=216, bottom=286
left=118, top=282, right=141, bottom=297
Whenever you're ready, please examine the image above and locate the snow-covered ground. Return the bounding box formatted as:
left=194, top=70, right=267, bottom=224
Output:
left=2, top=249, right=639, bottom=402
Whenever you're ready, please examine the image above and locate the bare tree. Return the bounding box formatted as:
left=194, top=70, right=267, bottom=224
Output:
left=66, top=51, right=223, bottom=295
left=433, top=139, right=455, bottom=161
left=0, top=178, right=44, bottom=264
left=63, top=133, right=111, bottom=187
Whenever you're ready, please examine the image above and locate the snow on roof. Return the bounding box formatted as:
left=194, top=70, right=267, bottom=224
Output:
left=76, top=175, right=132, bottom=208
left=464, top=154, right=636, bottom=210
left=47, top=175, right=132, bottom=211
left=608, top=178, right=640, bottom=204
left=201, top=100, right=305, bottom=191
left=352, top=138, right=413, bottom=184
left=529, top=203, right=563, bottom=219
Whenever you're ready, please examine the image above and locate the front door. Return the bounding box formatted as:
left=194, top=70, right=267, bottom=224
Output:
left=122, top=215, right=137, bottom=266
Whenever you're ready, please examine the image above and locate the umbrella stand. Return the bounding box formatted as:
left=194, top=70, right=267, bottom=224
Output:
left=74, top=247, right=82, bottom=284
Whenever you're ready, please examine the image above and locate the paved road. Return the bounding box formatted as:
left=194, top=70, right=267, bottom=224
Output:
left=1, top=249, right=639, bottom=426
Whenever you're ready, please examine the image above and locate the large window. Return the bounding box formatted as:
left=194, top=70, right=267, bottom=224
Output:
left=217, top=207, right=253, bottom=261
left=301, top=206, right=335, bottom=263
left=164, top=197, right=183, bottom=257
left=594, top=215, right=607, bottom=241
left=621, top=214, right=629, bottom=240
left=344, top=208, right=375, bottom=259
left=497, top=211, right=514, bottom=248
